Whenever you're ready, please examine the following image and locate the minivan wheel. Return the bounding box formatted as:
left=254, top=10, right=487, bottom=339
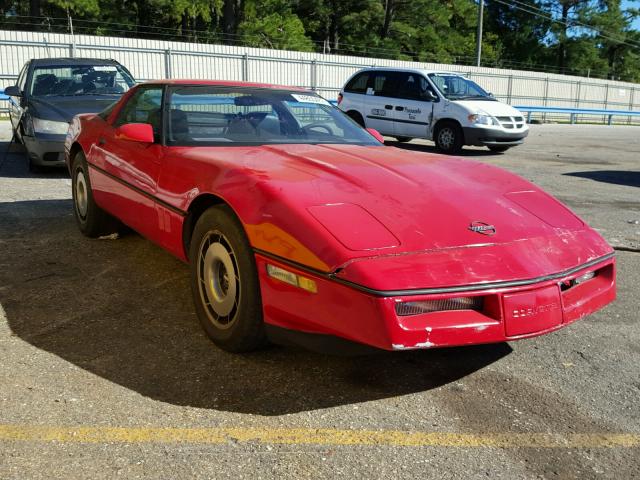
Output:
left=395, top=136, right=412, bottom=143
left=434, top=121, right=463, bottom=154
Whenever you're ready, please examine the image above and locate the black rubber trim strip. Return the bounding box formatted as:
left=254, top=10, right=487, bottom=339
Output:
left=87, top=162, right=187, bottom=217
left=254, top=248, right=615, bottom=297
left=365, top=115, right=429, bottom=126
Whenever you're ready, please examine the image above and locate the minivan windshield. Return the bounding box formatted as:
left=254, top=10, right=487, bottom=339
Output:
left=427, top=74, right=493, bottom=101
left=30, top=64, right=135, bottom=97
left=167, top=86, right=380, bottom=146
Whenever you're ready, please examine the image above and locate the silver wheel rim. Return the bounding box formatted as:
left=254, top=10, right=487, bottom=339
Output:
left=197, top=231, right=241, bottom=329
left=75, top=170, right=88, bottom=219
left=438, top=128, right=455, bottom=150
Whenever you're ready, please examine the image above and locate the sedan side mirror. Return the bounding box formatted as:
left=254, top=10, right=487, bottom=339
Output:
left=366, top=128, right=385, bottom=144
left=116, top=123, right=154, bottom=143
left=4, top=85, right=22, bottom=97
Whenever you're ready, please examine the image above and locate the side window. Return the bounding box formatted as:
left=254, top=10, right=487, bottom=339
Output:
left=344, top=72, right=369, bottom=94
left=17, top=63, right=28, bottom=92
left=114, top=87, right=163, bottom=140
left=397, top=73, right=435, bottom=100
left=372, top=72, right=398, bottom=98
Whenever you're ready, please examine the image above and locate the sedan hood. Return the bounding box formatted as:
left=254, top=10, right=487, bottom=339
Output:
left=29, top=95, right=119, bottom=122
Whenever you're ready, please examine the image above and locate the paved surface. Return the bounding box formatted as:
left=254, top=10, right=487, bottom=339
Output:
left=0, top=122, right=638, bottom=479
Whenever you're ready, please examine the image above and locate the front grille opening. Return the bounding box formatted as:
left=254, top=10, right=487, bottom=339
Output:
left=396, top=296, right=484, bottom=316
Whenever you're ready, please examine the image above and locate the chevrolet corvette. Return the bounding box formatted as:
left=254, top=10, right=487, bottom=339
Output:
left=65, top=80, right=616, bottom=353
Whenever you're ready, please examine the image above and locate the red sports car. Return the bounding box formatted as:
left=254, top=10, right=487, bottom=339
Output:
left=65, top=80, right=616, bottom=353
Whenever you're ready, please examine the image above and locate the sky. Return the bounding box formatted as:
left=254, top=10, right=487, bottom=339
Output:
left=622, top=0, right=640, bottom=30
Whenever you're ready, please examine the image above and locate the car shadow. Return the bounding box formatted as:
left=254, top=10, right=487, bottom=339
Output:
left=564, top=170, right=640, bottom=188
left=0, top=199, right=512, bottom=416
left=384, top=139, right=498, bottom=156
left=0, top=140, right=68, bottom=178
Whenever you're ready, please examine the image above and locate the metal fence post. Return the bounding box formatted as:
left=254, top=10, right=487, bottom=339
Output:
left=507, top=75, right=513, bottom=104
left=604, top=84, right=609, bottom=125
left=574, top=81, right=581, bottom=124
left=164, top=49, right=172, bottom=79
left=242, top=53, right=249, bottom=82
left=69, top=42, right=75, bottom=58
left=311, top=59, right=317, bottom=91
left=628, top=88, right=635, bottom=126
left=543, top=77, right=549, bottom=123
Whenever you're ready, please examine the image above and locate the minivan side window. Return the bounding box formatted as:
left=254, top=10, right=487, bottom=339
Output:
left=344, top=72, right=369, bottom=94
left=396, top=73, right=435, bottom=101
left=372, top=72, right=398, bottom=97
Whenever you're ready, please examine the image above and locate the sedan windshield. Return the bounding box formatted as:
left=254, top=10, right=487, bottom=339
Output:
left=30, top=65, right=135, bottom=97
left=167, top=86, right=380, bottom=146
left=427, top=74, right=493, bottom=100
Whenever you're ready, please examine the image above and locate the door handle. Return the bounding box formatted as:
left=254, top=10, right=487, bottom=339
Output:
left=98, top=137, right=106, bottom=145
left=395, top=106, right=404, bottom=111
left=385, top=105, right=393, bottom=110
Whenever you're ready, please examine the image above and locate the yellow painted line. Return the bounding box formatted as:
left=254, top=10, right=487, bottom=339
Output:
left=0, top=425, right=638, bottom=448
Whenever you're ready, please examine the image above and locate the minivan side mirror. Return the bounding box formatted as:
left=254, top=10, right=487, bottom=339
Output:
left=4, top=85, right=22, bottom=97
left=423, top=90, right=438, bottom=101
left=116, top=123, right=154, bottom=143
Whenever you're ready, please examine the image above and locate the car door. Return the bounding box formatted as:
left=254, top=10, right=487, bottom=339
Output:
left=88, top=86, right=165, bottom=240
left=392, top=73, right=435, bottom=139
left=362, top=71, right=399, bottom=136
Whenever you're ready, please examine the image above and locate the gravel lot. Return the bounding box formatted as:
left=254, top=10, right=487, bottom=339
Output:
left=0, top=121, right=638, bottom=479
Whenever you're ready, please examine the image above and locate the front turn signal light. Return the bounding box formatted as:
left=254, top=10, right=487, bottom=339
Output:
left=266, top=264, right=318, bottom=293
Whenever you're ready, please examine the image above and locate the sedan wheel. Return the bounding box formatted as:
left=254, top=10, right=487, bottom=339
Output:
left=71, top=151, right=118, bottom=237
left=189, top=205, right=266, bottom=352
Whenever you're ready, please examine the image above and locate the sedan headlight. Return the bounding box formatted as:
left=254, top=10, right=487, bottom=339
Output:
left=468, top=113, right=498, bottom=126
left=32, top=118, right=70, bottom=135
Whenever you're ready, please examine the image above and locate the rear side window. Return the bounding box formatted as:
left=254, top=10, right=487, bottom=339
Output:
left=344, top=72, right=369, bottom=94
left=372, top=72, right=398, bottom=97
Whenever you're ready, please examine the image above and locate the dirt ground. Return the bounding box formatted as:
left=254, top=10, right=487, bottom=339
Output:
left=0, top=122, right=638, bottom=479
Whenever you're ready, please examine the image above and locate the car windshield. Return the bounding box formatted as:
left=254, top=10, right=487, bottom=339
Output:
left=30, top=64, right=135, bottom=97
left=427, top=74, right=492, bottom=100
left=167, top=86, right=380, bottom=146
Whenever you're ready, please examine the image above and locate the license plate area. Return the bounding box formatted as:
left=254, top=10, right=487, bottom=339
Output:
left=503, top=285, right=562, bottom=337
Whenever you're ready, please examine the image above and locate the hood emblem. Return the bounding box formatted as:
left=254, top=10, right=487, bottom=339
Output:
left=469, top=221, right=496, bottom=235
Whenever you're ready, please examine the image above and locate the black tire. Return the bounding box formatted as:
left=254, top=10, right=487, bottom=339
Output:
left=346, top=110, right=365, bottom=128
left=434, top=121, right=464, bottom=154
left=71, top=151, right=118, bottom=237
left=28, top=157, right=42, bottom=174
left=488, top=145, right=510, bottom=153
left=394, top=136, right=412, bottom=143
left=189, top=205, right=266, bottom=352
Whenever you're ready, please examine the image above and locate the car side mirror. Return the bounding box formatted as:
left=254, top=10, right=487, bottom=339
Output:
left=116, top=123, right=154, bottom=143
left=424, top=90, right=438, bottom=101
left=4, top=85, right=22, bottom=97
left=366, top=128, right=384, bottom=144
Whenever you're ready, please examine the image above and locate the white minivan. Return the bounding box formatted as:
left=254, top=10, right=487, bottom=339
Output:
left=338, top=68, right=528, bottom=153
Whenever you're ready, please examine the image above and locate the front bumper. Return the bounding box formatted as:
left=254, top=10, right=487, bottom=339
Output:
left=23, top=133, right=67, bottom=167
left=255, top=253, right=616, bottom=352
left=463, top=126, right=529, bottom=147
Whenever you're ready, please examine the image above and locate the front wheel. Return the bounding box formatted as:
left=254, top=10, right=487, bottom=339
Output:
left=394, top=136, right=412, bottom=143
left=71, top=151, right=118, bottom=237
left=189, top=205, right=266, bottom=352
left=488, top=145, right=510, bottom=153
left=434, top=122, right=463, bottom=154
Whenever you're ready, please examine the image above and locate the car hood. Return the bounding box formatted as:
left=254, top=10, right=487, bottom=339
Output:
left=452, top=99, right=524, bottom=117
left=28, top=95, right=119, bottom=122
left=180, top=143, right=611, bottom=286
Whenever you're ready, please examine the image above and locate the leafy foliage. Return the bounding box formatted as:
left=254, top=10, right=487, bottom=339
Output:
left=0, top=0, right=638, bottom=80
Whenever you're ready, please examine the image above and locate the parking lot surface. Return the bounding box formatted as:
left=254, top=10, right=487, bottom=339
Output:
left=0, top=122, right=638, bottom=479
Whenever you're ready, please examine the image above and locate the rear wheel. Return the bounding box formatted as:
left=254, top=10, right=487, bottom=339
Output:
left=189, top=205, right=266, bottom=352
left=71, top=151, right=118, bottom=237
left=434, top=121, right=463, bottom=154
left=395, top=136, right=412, bottom=143
left=488, top=145, right=510, bottom=153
